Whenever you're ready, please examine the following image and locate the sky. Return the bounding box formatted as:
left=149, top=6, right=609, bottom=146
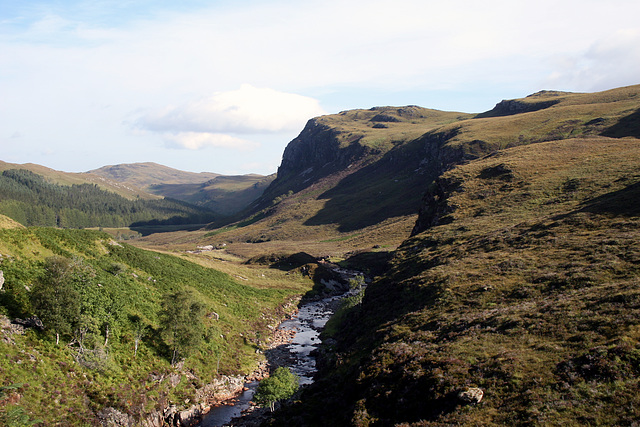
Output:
left=1, top=0, right=639, bottom=175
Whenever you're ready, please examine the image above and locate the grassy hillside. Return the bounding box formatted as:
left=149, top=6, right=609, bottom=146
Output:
left=0, top=214, right=24, bottom=230
left=273, top=136, right=640, bottom=425
left=199, top=85, right=640, bottom=260
left=88, top=162, right=221, bottom=189
left=0, top=227, right=311, bottom=425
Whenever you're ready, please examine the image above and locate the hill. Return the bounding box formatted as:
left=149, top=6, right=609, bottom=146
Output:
left=264, top=88, right=640, bottom=424
left=88, top=162, right=221, bottom=189
left=1, top=84, right=639, bottom=426
left=0, top=169, right=216, bottom=229
left=195, top=85, right=640, bottom=259
left=148, top=173, right=276, bottom=217
left=0, top=160, right=155, bottom=200
left=89, top=163, right=274, bottom=216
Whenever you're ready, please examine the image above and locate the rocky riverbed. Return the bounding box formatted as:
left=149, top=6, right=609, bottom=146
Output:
left=199, top=290, right=354, bottom=427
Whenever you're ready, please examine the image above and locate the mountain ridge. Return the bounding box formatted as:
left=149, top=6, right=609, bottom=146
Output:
left=89, top=162, right=274, bottom=216
left=1, top=84, right=639, bottom=425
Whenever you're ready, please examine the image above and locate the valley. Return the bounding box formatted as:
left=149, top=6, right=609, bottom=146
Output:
left=0, top=84, right=639, bottom=426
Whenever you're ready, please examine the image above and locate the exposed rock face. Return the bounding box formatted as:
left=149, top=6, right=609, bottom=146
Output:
left=12, top=316, right=44, bottom=331
left=197, top=375, right=246, bottom=404
left=263, top=119, right=369, bottom=201
left=477, top=98, right=559, bottom=118
left=97, top=407, right=134, bottom=426
left=411, top=176, right=463, bottom=236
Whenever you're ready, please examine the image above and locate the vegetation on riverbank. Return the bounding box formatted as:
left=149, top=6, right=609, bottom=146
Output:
left=0, top=227, right=311, bottom=425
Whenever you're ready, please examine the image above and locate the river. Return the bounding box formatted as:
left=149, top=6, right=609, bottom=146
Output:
left=198, top=289, right=356, bottom=427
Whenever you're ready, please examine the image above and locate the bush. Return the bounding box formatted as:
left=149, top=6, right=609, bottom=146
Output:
left=254, top=367, right=299, bottom=411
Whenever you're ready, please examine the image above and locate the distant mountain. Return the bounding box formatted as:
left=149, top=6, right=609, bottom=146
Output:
left=0, top=160, right=155, bottom=200
left=148, top=173, right=276, bottom=217
left=89, top=162, right=274, bottom=216
left=88, top=162, right=221, bottom=188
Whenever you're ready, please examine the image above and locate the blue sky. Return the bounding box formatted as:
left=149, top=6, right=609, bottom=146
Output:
left=1, top=0, right=639, bottom=175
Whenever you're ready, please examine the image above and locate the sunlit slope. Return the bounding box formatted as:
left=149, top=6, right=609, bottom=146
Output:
left=88, top=162, right=221, bottom=188
left=0, top=227, right=308, bottom=425
left=0, top=214, right=24, bottom=230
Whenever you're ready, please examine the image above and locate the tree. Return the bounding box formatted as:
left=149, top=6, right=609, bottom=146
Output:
left=159, top=289, right=206, bottom=365
left=30, top=256, right=81, bottom=345
left=254, top=367, right=299, bottom=412
left=129, top=314, right=148, bottom=357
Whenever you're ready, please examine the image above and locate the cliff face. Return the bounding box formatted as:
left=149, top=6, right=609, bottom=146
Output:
left=243, top=107, right=473, bottom=233
left=261, top=119, right=370, bottom=203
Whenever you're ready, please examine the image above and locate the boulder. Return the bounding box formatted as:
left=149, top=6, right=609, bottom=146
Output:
left=12, top=316, right=44, bottom=331
left=97, top=407, right=134, bottom=426
left=457, top=387, right=484, bottom=404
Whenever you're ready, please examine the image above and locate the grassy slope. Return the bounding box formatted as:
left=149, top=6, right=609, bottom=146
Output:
left=277, top=136, right=640, bottom=426
left=87, top=162, right=221, bottom=189
left=0, top=228, right=311, bottom=425
left=0, top=214, right=24, bottom=230
left=197, top=85, right=640, bottom=262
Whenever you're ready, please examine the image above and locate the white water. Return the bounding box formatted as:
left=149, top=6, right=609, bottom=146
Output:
left=199, top=291, right=348, bottom=426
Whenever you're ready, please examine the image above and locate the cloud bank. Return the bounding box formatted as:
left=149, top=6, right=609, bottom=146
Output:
left=134, top=85, right=326, bottom=150
left=1, top=0, right=638, bottom=174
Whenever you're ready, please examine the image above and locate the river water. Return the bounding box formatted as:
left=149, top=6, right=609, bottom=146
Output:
left=198, top=291, right=350, bottom=426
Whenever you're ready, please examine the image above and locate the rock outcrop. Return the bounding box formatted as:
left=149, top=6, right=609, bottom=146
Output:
left=457, top=387, right=484, bottom=404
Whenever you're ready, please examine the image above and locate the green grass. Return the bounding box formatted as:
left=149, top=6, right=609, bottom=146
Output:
left=0, top=227, right=311, bottom=425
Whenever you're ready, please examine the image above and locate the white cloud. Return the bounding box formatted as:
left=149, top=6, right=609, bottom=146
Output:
left=164, top=131, right=258, bottom=151
left=137, top=85, right=326, bottom=135
left=134, top=85, right=325, bottom=152
left=543, top=29, right=640, bottom=91
left=1, top=0, right=639, bottom=174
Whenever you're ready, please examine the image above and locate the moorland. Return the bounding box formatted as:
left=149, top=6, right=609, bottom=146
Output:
left=0, top=84, right=639, bottom=426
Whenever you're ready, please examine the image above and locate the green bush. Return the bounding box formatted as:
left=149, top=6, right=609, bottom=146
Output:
left=254, top=367, right=299, bottom=411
